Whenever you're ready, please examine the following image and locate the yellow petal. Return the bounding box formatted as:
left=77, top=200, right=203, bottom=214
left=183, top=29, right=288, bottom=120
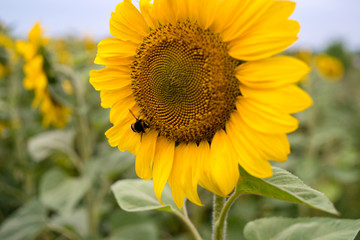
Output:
left=135, top=130, right=159, bottom=180
left=237, top=97, right=299, bottom=134
left=208, top=129, right=239, bottom=196
left=223, top=0, right=294, bottom=43
left=169, top=143, right=203, bottom=207
left=175, top=0, right=191, bottom=23
left=196, top=0, right=220, bottom=29
left=89, top=66, right=132, bottom=91
left=211, top=0, right=273, bottom=34
left=240, top=84, right=313, bottom=114
left=105, top=123, right=125, bottom=147
left=229, top=110, right=290, bottom=163
left=226, top=111, right=273, bottom=178
left=182, top=143, right=203, bottom=206
left=140, top=0, right=159, bottom=29
left=118, top=128, right=141, bottom=155
left=105, top=114, right=141, bottom=155
left=109, top=95, right=137, bottom=124
left=152, top=136, right=175, bottom=204
left=197, top=141, right=225, bottom=197
left=110, top=0, right=150, bottom=43
left=220, top=0, right=274, bottom=42
left=153, top=0, right=178, bottom=25
left=236, top=56, right=310, bottom=89
left=99, top=86, right=133, bottom=109
left=168, top=143, right=187, bottom=209
left=94, top=38, right=137, bottom=66
left=28, top=22, right=42, bottom=47
left=228, top=19, right=299, bottom=61
left=16, top=41, right=37, bottom=61
left=168, top=178, right=186, bottom=209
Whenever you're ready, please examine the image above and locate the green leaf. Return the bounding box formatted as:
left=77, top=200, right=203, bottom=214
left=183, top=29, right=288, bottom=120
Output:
left=244, top=217, right=360, bottom=240
left=85, top=150, right=134, bottom=181
left=50, top=208, right=88, bottom=237
left=0, top=200, right=47, bottom=240
left=27, top=130, right=75, bottom=162
left=111, top=179, right=180, bottom=214
left=39, top=168, right=91, bottom=214
left=237, top=167, right=338, bottom=215
left=107, top=223, right=158, bottom=240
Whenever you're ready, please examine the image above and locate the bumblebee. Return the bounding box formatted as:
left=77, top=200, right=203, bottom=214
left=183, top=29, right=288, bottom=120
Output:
left=129, top=109, right=150, bottom=136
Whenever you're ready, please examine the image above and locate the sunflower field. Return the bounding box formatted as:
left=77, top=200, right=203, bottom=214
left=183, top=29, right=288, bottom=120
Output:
left=1, top=1, right=360, bottom=240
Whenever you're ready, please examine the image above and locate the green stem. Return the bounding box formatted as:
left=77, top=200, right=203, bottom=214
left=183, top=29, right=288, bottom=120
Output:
left=174, top=201, right=203, bottom=240
left=70, top=70, right=97, bottom=236
left=47, top=223, right=80, bottom=240
left=212, top=195, right=226, bottom=240
left=9, top=71, right=34, bottom=199
left=212, top=191, right=242, bottom=240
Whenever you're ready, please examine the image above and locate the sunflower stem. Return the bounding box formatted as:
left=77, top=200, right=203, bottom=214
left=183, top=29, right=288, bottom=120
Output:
left=9, top=69, right=34, bottom=199
left=174, top=201, right=203, bottom=240
left=212, top=195, right=226, bottom=240
left=71, top=71, right=98, bottom=236
left=212, top=191, right=242, bottom=240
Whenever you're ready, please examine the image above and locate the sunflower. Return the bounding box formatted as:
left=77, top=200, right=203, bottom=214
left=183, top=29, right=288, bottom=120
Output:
left=16, top=23, right=71, bottom=128
left=90, top=0, right=312, bottom=208
left=314, top=54, right=344, bottom=81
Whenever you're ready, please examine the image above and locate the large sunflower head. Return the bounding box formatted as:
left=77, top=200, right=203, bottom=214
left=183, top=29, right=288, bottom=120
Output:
left=90, top=0, right=312, bottom=208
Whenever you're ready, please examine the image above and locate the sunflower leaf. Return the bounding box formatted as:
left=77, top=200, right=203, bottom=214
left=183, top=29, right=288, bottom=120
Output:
left=0, top=200, right=47, bottom=240
left=106, top=223, right=158, bottom=240
left=27, top=130, right=75, bottom=162
left=244, top=217, right=360, bottom=240
left=111, top=179, right=181, bottom=215
left=237, top=166, right=338, bottom=215
left=39, top=168, right=92, bottom=214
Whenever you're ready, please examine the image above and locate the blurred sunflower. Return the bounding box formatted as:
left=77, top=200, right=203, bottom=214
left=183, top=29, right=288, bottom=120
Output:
left=0, top=33, right=14, bottom=49
left=90, top=0, right=312, bottom=208
left=0, top=63, right=7, bottom=79
left=314, top=54, right=344, bottom=81
left=293, top=48, right=313, bottom=65
left=0, top=32, right=15, bottom=78
left=16, top=23, right=71, bottom=128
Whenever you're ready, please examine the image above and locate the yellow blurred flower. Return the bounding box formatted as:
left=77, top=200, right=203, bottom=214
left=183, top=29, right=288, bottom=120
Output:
left=52, top=39, right=73, bottom=65
left=293, top=48, right=313, bottom=65
left=90, top=0, right=312, bottom=208
left=61, top=79, right=74, bottom=94
left=0, top=33, right=14, bottom=49
left=0, top=63, right=9, bottom=79
left=39, top=92, right=72, bottom=129
left=16, top=23, right=71, bottom=128
left=314, top=54, right=344, bottom=81
left=16, top=23, right=48, bottom=106
left=83, top=35, right=97, bottom=52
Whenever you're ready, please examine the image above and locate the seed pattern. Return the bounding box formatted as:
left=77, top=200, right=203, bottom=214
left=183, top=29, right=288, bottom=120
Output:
left=131, top=21, right=240, bottom=143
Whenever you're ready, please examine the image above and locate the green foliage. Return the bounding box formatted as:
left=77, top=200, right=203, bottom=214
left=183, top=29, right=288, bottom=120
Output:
left=111, top=179, right=180, bottom=214
left=0, top=201, right=46, bottom=240
left=27, top=130, right=75, bottom=162
left=106, top=223, right=158, bottom=240
left=237, top=167, right=338, bottom=215
left=39, top=168, right=92, bottom=214
left=244, top=217, right=360, bottom=240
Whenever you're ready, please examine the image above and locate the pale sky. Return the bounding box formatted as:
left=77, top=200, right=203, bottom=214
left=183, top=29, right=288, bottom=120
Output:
left=1, top=0, right=359, bottom=50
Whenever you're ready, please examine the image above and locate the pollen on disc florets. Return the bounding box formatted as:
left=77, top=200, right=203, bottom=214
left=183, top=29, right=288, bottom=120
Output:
left=131, top=20, right=240, bottom=143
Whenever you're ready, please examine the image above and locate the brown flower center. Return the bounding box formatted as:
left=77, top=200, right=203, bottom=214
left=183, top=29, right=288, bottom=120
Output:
left=131, top=21, right=240, bottom=143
